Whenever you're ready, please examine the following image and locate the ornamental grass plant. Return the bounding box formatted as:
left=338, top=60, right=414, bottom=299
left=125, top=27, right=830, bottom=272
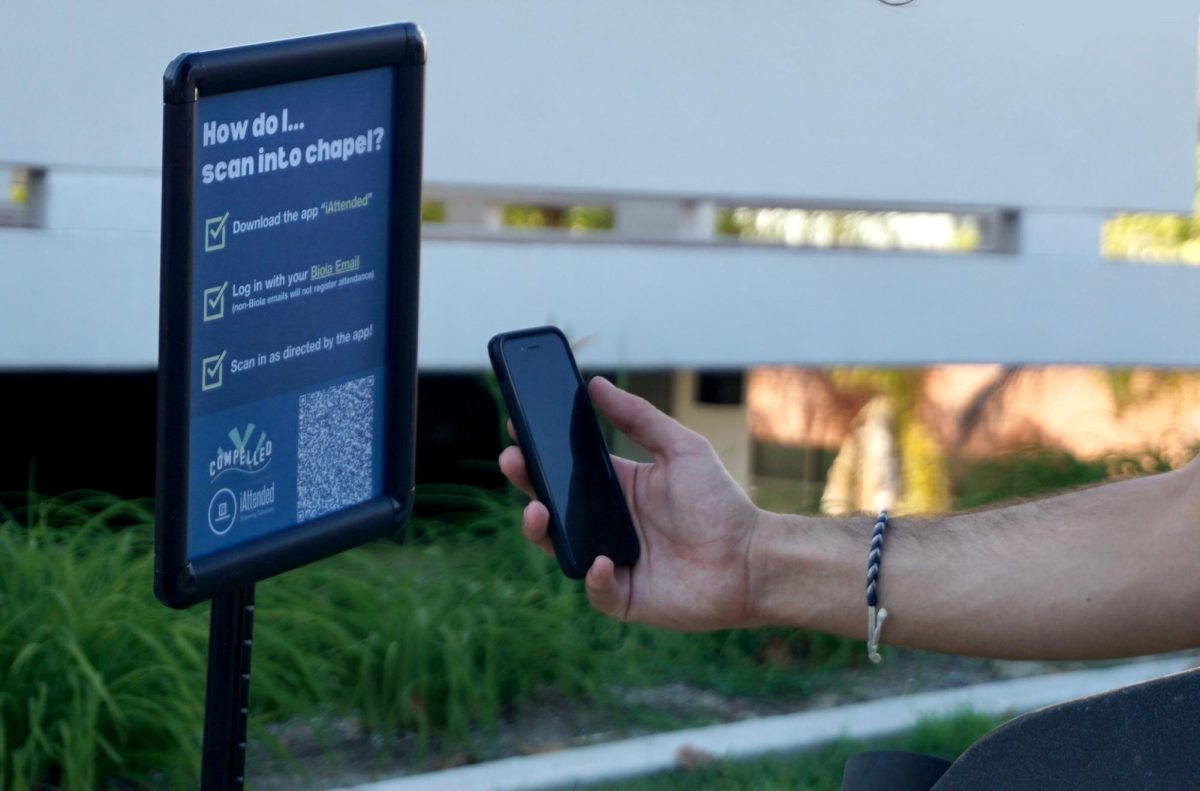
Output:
left=3, top=443, right=1134, bottom=788
left=0, top=486, right=863, bottom=788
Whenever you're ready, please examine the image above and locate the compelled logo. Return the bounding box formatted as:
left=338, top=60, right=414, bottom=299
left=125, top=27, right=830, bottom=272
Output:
left=209, top=423, right=273, bottom=482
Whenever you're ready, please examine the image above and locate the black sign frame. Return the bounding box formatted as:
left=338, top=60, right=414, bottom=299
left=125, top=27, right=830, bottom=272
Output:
left=155, top=24, right=425, bottom=609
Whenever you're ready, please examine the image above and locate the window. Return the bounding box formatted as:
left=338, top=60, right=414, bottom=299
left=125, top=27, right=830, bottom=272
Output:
left=501, top=203, right=613, bottom=233
left=1102, top=211, right=1200, bottom=266
left=0, top=166, right=45, bottom=228
left=715, top=205, right=1006, bottom=253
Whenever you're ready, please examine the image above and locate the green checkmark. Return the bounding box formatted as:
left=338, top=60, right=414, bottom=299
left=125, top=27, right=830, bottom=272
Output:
left=203, top=281, right=228, bottom=321
left=201, top=350, right=227, bottom=391
left=205, top=212, right=230, bottom=252
left=228, top=423, right=255, bottom=451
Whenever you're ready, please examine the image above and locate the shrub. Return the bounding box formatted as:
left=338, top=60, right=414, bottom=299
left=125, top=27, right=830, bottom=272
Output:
left=0, top=493, right=206, bottom=789
left=954, top=450, right=1109, bottom=510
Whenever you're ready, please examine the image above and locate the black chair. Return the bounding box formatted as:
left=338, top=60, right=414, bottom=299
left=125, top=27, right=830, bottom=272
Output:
left=843, top=666, right=1200, bottom=790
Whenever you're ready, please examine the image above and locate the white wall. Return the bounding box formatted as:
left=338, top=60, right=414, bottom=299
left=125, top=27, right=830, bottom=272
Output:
left=1, top=2, right=1198, bottom=370
left=423, top=215, right=1200, bottom=371
left=10, top=207, right=1200, bottom=369
left=1, top=1, right=1194, bottom=210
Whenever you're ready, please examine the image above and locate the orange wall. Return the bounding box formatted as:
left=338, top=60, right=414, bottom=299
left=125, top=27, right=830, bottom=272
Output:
left=748, top=366, right=1200, bottom=465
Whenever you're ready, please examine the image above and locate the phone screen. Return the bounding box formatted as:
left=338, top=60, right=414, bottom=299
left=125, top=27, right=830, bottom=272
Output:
left=500, top=330, right=638, bottom=573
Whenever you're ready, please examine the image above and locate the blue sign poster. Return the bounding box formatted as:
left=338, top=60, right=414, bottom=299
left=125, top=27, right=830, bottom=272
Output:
left=156, top=24, right=424, bottom=608
left=155, top=29, right=424, bottom=790
left=187, top=68, right=393, bottom=560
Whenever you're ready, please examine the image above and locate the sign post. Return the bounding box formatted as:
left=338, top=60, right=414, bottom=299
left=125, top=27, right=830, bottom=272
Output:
left=200, top=586, right=255, bottom=788
left=154, top=24, right=425, bottom=786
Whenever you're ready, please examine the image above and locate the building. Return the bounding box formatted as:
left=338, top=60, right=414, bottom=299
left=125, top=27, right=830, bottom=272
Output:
left=1, top=2, right=1197, bottom=494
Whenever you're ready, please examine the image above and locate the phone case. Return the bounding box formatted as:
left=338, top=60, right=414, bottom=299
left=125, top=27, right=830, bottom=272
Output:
left=488, top=326, right=639, bottom=578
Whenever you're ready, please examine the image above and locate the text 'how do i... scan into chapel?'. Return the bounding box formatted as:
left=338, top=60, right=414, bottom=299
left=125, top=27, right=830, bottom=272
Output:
left=187, top=68, right=394, bottom=561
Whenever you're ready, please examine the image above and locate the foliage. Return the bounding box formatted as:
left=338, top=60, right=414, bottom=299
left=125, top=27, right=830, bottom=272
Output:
left=501, top=203, right=614, bottom=232
left=4, top=434, right=1179, bottom=786
left=1104, top=369, right=1138, bottom=415
left=954, top=450, right=1110, bottom=510
left=614, top=626, right=864, bottom=704
left=0, top=487, right=863, bottom=787
left=954, top=444, right=1191, bottom=512
left=263, top=528, right=607, bottom=748
left=1100, top=368, right=1200, bottom=418
left=1102, top=212, right=1200, bottom=264
left=716, top=206, right=981, bottom=252
left=827, top=368, right=953, bottom=514
left=797, top=365, right=1198, bottom=515
left=898, top=418, right=953, bottom=514
left=828, top=369, right=919, bottom=417
left=582, top=709, right=1001, bottom=791
left=1100, top=446, right=1179, bottom=479
left=419, top=200, right=446, bottom=223
left=0, top=493, right=206, bottom=789
left=1101, top=145, right=1200, bottom=265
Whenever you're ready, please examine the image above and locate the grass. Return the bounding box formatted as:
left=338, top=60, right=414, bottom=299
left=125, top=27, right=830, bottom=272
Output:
left=2, top=443, right=1160, bottom=787
left=580, top=709, right=1002, bottom=791
left=0, top=487, right=864, bottom=788
left=0, top=493, right=206, bottom=789
left=954, top=446, right=1180, bottom=510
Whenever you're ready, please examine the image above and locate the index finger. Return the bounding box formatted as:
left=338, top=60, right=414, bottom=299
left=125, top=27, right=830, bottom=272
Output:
left=499, top=444, right=536, bottom=499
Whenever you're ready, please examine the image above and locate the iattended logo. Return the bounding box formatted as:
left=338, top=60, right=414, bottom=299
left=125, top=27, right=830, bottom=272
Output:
left=209, top=423, right=273, bottom=482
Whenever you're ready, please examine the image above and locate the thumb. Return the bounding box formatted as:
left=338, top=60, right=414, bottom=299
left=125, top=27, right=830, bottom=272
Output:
left=585, top=555, right=631, bottom=621
left=589, top=376, right=702, bottom=459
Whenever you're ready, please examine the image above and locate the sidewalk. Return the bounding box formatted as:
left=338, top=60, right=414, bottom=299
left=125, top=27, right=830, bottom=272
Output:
left=337, top=656, right=1196, bottom=791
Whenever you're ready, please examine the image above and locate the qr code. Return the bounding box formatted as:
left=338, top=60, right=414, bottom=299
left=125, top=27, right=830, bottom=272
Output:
left=296, top=375, right=376, bottom=522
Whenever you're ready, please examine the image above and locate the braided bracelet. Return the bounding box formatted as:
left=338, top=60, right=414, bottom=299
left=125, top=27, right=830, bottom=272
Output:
left=866, top=510, right=889, bottom=664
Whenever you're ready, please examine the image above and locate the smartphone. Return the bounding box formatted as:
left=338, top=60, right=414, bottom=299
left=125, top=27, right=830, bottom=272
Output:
left=489, top=326, right=641, bottom=578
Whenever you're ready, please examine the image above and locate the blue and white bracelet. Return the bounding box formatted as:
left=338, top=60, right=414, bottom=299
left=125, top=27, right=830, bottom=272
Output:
left=866, top=510, right=889, bottom=664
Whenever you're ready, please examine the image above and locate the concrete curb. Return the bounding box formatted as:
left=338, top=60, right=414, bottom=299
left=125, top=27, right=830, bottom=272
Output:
left=337, top=656, right=1196, bottom=791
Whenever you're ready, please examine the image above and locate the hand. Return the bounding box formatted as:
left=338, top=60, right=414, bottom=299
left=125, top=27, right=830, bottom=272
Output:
left=499, top=377, right=764, bottom=631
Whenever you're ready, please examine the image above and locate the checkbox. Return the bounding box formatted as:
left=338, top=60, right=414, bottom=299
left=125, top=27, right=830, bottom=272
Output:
left=203, top=281, right=228, bottom=322
left=201, top=350, right=227, bottom=391
left=205, top=212, right=230, bottom=252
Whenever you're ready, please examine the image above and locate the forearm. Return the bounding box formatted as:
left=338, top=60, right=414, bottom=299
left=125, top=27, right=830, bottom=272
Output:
left=749, top=462, right=1200, bottom=659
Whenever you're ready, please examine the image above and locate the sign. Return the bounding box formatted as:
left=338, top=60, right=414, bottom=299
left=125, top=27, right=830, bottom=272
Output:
left=156, top=25, right=425, bottom=608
